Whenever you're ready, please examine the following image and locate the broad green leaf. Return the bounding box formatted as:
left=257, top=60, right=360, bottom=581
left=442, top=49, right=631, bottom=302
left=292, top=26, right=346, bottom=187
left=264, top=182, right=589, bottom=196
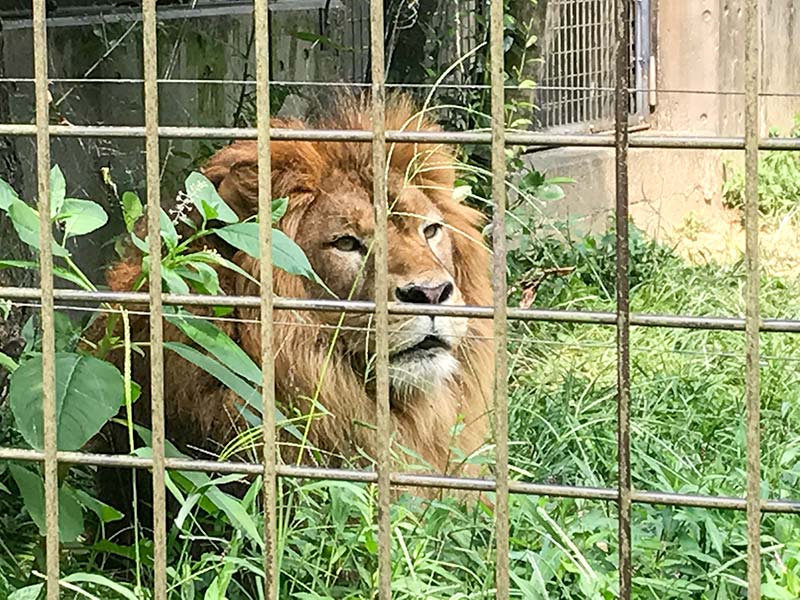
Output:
left=271, top=197, right=288, bottom=223
left=0, top=176, right=20, bottom=211
left=205, top=556, right=237, bottom=600
left=544, top=176, right=576, bottom=185
left=56, top=198, right=108, bottom=239
left=9, top=352, right=125, bottom=451
left=173, top=261, right=220, bottom=295
left=165, top=308, right=261, bottom=385
left=185, top=171, right=239, bottom=224
left=18, top=313, right=84, bottom=354
left=160, top=208, right=179, bottom=249
left=7, top=199, right=70, bottom=257
left=203, top=486, right=263, bottom=549
left=213, top=306, right=233, bottom=318
left=214, top=222, right=322, bottom=284
left=130, top=232, right=149, bottom=253
left=121, top=191, right=143, bottom=233
left=0, top=259, right=91, bottom=290
left=71, top=487, right=124, bottom=524
left=50, top=165, right=66, bottom=217
left=190, top=251, right=259, bottom=286
left=703, top=514, right=724, bottom=558
left=762, top=583, right=797, bottom=600
left=161, top=265, right=190, bottom=294
left=9, top=584, right=44, bottom=600
left=537, top=184, right=566, bottom=202
left=88, top=539, right=154, bottom=564
left=9, top=464, right=84, bottom=542
left=0, top=350, right=18, bottom=373
left=60, top=573, right=139, bottom=600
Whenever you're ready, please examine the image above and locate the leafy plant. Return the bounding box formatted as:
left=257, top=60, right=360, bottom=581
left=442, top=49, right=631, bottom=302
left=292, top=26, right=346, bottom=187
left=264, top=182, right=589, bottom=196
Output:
left=723, top=114, right=800, bottom=216
left=0, top=166, right=322, bottom=553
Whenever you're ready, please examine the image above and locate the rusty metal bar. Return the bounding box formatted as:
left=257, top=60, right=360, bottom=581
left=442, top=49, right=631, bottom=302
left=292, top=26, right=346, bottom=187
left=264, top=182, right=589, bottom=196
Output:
left=142, top=1, right=167, bottom=598
left=369, top=0, right=391, bottom=596
left=9, top=75, right=800, bottom=96
left=614, top=0, right=632, bottom=596
left=253, top=0, right=278, bottom=596
left=490, top=0, right=510, bottom=597
left=2, top=447, right=799, bottom=514
left=5, top=75, right=800, bottom=98
left=9, top=286, right=800, bottom=332
left=32, top=0, right=59, bottom=596
left=1, top=123, right=799, bottom=150
left=743, top=0, right=762, bottom=596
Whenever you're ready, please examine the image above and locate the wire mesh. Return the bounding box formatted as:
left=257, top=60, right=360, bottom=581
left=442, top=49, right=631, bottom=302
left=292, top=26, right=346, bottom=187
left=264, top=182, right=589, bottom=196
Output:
left=537, top=0, right=649, bottom=131
left=0, top=0, right=798, bottom=598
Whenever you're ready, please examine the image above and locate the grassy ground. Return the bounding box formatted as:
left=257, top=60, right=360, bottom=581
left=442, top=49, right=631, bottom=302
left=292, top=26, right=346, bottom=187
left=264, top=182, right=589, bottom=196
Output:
left=1, top=222, right=799, bottom=599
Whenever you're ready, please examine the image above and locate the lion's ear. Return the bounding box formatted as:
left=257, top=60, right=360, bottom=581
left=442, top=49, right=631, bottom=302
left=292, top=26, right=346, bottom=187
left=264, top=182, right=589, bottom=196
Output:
left=202, top=130, right=322, bottom=221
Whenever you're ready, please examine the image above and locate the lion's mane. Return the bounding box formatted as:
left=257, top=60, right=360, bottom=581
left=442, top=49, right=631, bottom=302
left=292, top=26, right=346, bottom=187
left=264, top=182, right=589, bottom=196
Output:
left=102, top=94, right=494, bottom=484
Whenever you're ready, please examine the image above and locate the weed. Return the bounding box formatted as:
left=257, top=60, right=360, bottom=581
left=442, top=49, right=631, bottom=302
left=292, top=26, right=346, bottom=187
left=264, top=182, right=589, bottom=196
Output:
left=723, top=115, right=800, bottom=217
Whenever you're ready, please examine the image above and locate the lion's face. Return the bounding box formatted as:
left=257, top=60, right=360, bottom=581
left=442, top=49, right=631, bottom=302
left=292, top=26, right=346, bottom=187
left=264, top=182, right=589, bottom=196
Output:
left=293, top=170, right=469, bottom=394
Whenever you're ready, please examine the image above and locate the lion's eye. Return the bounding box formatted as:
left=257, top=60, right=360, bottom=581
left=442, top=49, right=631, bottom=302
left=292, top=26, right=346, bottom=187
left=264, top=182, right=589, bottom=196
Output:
left=423, top=223, right=443, bottom=240
left=331, top=235, right=363, bottom=252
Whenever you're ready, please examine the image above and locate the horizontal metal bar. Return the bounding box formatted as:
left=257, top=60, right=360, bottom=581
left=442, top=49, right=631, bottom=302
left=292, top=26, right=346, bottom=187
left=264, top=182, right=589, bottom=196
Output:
left=1, top=447, right=798, bottom=513
left=3, top=286, right=800, bottom=332
left=1, top=0, right=330, bottom=30
left=2, top=78, right=799, bottom=98
left=0, top=123, right=798, bottom=150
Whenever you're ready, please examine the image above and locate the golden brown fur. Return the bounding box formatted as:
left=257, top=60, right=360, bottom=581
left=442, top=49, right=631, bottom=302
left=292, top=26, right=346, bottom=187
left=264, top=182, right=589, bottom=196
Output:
left=101, top=94, right=494, bottom=485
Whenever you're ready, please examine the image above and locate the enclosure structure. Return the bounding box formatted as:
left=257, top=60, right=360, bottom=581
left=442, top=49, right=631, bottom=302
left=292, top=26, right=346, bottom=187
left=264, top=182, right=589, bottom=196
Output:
left=0, top=0, right=799, bottom=599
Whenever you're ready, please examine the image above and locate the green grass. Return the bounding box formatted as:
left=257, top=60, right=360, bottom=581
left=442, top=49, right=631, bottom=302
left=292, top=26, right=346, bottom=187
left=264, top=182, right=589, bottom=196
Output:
left=504, top=225, right=800, bottom=599
left=1, top=224, right=800, bottom=599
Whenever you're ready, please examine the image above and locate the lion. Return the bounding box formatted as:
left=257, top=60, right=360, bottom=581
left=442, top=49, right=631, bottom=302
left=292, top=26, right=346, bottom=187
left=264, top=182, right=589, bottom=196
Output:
left=99, top=94, right=494, bottom=489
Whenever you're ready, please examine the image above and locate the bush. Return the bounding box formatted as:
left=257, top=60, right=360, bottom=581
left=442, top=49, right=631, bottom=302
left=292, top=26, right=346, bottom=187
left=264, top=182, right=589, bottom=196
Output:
left=723, top=114, right=800, bottom=216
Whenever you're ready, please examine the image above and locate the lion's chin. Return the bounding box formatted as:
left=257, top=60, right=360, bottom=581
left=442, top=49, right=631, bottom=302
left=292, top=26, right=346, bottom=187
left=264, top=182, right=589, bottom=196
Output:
left=388, top=348, right=459, bottom=396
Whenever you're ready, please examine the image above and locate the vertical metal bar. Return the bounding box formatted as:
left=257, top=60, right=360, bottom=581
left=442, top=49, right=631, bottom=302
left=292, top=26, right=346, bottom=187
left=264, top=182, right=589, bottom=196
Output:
left=490, top=0, right=509, bottom=597
left=32, top=1, right=59, bottom=597
left=614, top=0, right=632, bottom=597
left=253, top=0, right=277, bottom=597
left=142, top=2, right=167, bottom=598
left=369, top=0, right=391, bottom=597
left=743, top=0, right=762, bottom=595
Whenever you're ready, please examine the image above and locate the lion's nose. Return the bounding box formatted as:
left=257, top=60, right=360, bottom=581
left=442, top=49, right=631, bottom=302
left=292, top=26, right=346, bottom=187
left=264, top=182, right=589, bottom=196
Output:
left=395, top=281, right=454, bottom=304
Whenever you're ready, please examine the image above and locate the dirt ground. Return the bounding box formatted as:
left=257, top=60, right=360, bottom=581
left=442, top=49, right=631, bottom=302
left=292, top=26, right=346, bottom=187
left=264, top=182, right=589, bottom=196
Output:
left=631, top=194, right=800, bottom=278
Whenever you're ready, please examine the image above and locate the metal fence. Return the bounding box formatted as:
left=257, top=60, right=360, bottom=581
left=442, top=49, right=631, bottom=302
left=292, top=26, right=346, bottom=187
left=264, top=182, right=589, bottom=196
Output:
left=0, top=0, right=799, bottom=598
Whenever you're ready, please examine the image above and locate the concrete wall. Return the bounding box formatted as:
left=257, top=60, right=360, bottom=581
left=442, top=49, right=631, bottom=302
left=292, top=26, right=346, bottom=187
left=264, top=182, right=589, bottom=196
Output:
left=529, top=0, right=800, bottom=240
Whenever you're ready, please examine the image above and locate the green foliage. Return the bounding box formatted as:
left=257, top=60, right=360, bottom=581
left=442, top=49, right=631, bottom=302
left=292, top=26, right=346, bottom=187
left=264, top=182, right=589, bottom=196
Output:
left=8, top=464, right=85, bottom=543
left=503, top=220, right=800, bottom=599
left=2, top=166, right=800, bottom=596
left=723, top=115, right=800, bottom=216
left=0, top=166, right=321, bottom=557
left=9, top=352, right=126, bottom=451
left=3, top=8, right=800, bottom=595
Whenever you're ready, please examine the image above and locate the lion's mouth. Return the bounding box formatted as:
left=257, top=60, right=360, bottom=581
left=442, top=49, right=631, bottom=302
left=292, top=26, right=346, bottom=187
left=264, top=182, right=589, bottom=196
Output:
left=390, top=334, right=451, bottom=360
